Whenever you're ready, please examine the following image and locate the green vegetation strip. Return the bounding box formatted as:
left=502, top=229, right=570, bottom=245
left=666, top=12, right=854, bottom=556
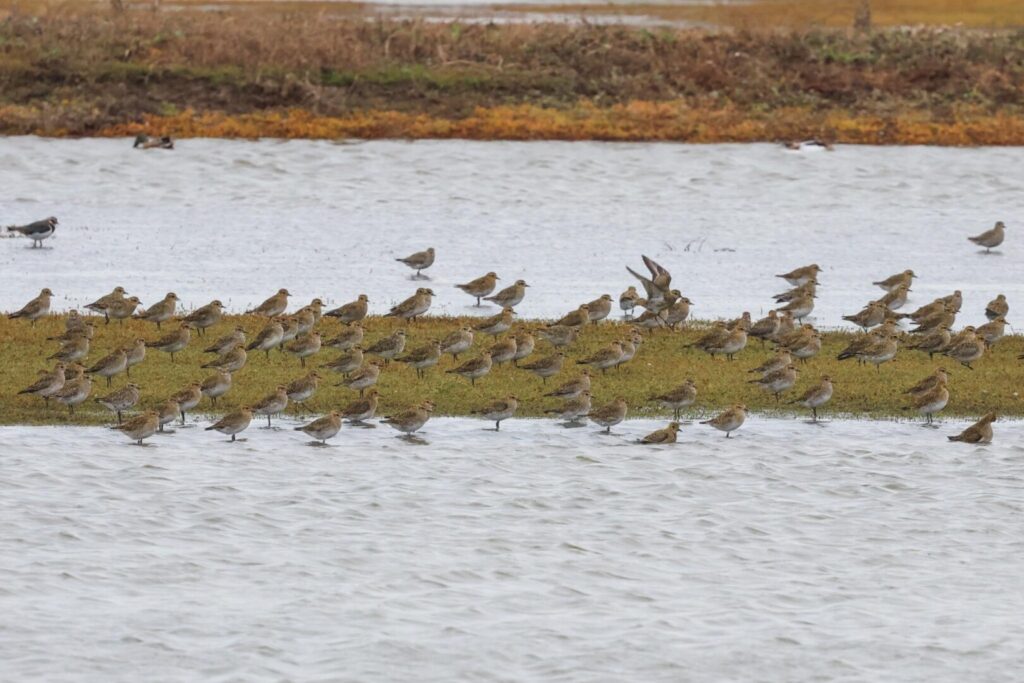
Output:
left=2, top=315, right=1020, bottom=426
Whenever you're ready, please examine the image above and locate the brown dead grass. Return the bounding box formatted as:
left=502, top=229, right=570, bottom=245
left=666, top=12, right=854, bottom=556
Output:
left=2, top=6, right=1024, bottom=142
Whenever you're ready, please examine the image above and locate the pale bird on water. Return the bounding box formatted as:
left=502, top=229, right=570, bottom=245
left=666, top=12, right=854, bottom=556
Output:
left=396, top=247, right=435, bottom=278
left=968, top=221, right=1005, bottom=253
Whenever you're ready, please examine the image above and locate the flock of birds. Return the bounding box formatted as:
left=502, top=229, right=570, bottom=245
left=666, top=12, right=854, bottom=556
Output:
left=5, top=215, right=1012, bottom=447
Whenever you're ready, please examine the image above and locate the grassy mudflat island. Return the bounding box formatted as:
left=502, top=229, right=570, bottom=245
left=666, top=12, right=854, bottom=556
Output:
left=3, top=313, right=1021, bottom=426
left=2, top=4, right=1024, bottom=144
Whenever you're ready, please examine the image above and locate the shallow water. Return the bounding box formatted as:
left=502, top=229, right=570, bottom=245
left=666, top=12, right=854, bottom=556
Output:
left=2, top=418, right=1024, bottom=680
left=2, top=138, right=1023, bottom=327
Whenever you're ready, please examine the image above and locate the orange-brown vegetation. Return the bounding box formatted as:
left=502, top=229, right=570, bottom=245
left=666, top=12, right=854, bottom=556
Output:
left=2, top=6, right=1024, bottom=143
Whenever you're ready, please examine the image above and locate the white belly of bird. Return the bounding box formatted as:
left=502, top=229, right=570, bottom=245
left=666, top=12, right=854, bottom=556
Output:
left=791, top=343, right=820, bottom=359
left=59, top=387, right=90, bottom=407
left=711, top=416, right=744, bottom=432
left=204, top=382, right=230, bottom=399
left=348, top=375, right=378, bottom=390
left=305, top=424, right=341, bottom=441
left=289, top=387, right=315, bottom=402
left=328, top=357, right=361, bottom=374
left=661, top=397, right=695, bottom=410
left=39, top=380, right=65, bottom=398
left=346, top=407, right=375, bottom=422
left=255, top=397, right=288, bottom=416
left=594, top=353, right=623, bottom=370
left=786, top=302, right=813, bottom=319
left=178, top=396, right=201, bottom=412
left=100, top=396, right=135, bottom=411
left=162, top=340, right=187, bottom=354
left=491, top=348, right=516, bottom=364
left=886, top=293, right=908, bottom=310
left=444, top=340, right=472, bottom=356
left=765, top=378, right=795, bottom=394
left=719, top=334, right=747, bottom=355
left=461, top=366, right=490, bottom=380
left=531, top=363, right=561, bottom=378
left=591, top=414, right=624, bottom=428
left=919, top=396, right=949, bottom=416
left=865, top=348, right=896, bottom=366
left=126, top=423, right=158, bottom=441
left=954, top=346, right=984, bottom=363
left=802, top=387, right=833, bottom=408
left=389, top=416, right=428, bottom=433
left=487, top=323, right=512, bottom=336
left=481, top=409, right=515, bottom=422
left=217, top=418, right=251, bottom=436
left=256, top=331, right=283, bottom=349
left=31, top=226, right=54, bottom=242
left=96, top=358, right=127, bottom=377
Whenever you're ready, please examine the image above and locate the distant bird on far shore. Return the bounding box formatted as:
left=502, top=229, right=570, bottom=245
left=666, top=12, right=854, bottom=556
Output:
left=6, top=216, right=57, bottom=248
left=133, top=134, right=174, bottom=150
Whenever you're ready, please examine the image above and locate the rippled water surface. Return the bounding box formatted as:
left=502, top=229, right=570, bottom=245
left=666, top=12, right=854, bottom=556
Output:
left=2, top=138, right=1023, bottom=327
left=3, top=418, right=1024, bottom=681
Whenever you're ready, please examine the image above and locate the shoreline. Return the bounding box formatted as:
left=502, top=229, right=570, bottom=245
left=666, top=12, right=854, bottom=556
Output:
left=4, top=314, right=1021, bottom=426
left=4, top=12, right=1024, bottom=145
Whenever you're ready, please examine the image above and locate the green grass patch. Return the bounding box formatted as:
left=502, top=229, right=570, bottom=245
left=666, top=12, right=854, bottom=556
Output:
left=2, top=314, right=1021, bottom=427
